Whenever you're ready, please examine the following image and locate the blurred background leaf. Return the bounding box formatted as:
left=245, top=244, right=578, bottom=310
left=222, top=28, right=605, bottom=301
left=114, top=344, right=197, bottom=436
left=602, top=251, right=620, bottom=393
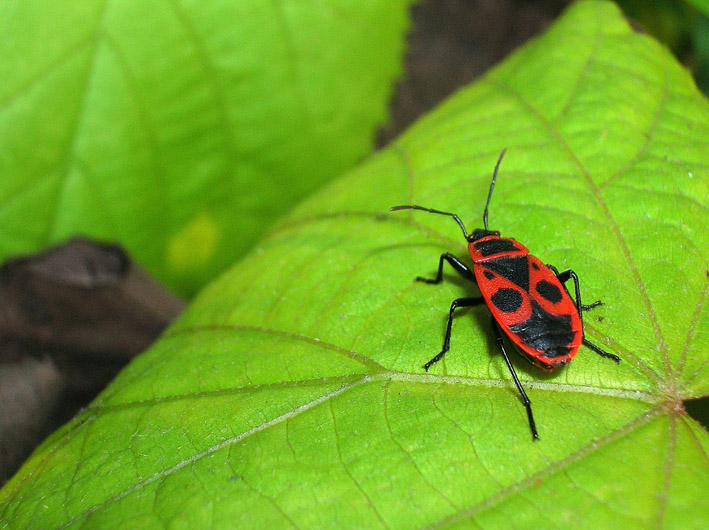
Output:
left=615, top=0, right=709, bottom=92
left=0, top=0, right=414, bottom=297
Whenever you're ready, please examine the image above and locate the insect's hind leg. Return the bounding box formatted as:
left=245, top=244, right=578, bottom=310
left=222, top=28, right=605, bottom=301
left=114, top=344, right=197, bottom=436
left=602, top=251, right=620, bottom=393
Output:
left=548, top=265, right=620, bottom=363
left=582, top=338, right=620, bottom=361
left=417, top=253, right=476, bottom=284
left=424, top=297, right=484, bottom=371
left=490, top=318, right=539, bottom=441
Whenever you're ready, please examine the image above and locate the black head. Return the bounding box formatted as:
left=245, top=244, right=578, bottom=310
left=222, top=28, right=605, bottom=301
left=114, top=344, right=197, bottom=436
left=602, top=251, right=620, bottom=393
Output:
left=470, top=228, right=501, bottom=242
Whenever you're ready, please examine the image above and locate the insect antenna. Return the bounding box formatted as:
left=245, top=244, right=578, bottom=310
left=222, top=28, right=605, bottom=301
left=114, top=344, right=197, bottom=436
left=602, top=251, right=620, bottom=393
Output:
left=482, top=148, right=507, bottom=230
left=389, top=205, right=470, bottom=240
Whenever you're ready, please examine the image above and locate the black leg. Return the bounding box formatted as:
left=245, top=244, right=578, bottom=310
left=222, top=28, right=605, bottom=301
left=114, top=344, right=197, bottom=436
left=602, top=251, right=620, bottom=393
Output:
left=550, top=266, right=601, bottom=311
left=490, top=318, right=539, bottom=441
left=417, top=253, right=476, bottom=284
left=550, top=266, right=620, bottom=363
left=423, top=297, right=484, bottom=371
left=582, top=338, right=620, bottom=361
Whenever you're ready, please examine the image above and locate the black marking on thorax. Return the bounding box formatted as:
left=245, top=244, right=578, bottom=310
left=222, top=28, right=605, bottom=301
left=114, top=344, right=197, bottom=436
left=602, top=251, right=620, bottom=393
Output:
left=474, top=238, right=518, bottom=257
left=509, top=300, right=574, bottom=358
left=484, top=256, right=529, bottom=291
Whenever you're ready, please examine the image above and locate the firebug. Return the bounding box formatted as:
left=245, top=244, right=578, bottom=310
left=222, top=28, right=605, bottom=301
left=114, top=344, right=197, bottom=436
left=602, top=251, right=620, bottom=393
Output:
left=391, top=149, right=620, bottom=440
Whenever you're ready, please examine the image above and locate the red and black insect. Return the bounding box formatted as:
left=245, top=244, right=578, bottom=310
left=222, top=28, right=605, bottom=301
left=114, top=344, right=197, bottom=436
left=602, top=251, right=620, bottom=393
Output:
left=391, top=149, right=620, bottom=440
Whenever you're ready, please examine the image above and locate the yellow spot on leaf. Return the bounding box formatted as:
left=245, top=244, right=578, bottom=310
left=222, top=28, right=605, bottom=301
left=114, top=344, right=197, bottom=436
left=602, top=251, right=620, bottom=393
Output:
left=167, top=212, right=218, bottom=273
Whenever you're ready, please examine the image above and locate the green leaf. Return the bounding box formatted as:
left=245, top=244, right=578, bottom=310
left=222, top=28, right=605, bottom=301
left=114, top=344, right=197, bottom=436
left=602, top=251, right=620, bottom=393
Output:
left=2, top=1, right=708, bottom=527
left=0, top=0, right=413, bottom=296
left=685, top=0, right=709, bottom=16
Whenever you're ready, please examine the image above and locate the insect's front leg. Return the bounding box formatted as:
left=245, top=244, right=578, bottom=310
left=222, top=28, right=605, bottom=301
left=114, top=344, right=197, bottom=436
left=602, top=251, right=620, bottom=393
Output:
left=549, top=265, right=620, bottom=364
left=423, top=297, right=485, bottom=371
left=417, top=254, right=483, bottom=370
left=417, top=252, right=476, bottom=284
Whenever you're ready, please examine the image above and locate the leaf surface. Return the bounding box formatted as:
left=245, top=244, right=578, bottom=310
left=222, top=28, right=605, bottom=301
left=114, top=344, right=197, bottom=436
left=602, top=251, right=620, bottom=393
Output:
left=0, top=0, right=412, bottom=296
left=2, top=1, right=708, bottom=528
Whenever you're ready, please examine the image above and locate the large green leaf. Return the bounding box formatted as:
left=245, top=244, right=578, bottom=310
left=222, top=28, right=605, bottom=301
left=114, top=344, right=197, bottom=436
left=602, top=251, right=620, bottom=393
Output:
left=2, top=1, right=708, bottom=527
left=0, top=0, right=412, bottom=296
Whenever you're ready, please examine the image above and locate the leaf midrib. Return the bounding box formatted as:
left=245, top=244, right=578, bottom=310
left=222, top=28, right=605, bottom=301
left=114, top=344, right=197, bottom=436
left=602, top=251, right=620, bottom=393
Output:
left=1, top=318, right=662, bottom=525
left=91, top=371, right=660, bottom=415
left=24, top=368, right=665, bottom=530
left=99, top=323, right=660, bottom=411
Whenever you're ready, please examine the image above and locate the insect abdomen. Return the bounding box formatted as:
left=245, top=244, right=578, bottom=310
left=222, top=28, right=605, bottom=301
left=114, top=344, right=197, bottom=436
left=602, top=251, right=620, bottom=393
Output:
left=508, top=300, right=579, bottom=370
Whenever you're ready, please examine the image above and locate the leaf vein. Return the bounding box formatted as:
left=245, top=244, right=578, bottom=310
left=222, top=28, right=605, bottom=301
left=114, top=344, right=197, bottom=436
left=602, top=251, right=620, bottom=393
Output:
left=491, top=75, right=670, bottom=384
left=328, top=395, right=389, bottom=528
left=55, top=377, right=371, bottom=529
left=428, top=405, right=664, bottom=528
left=46, top=0, right=111, bottom=243
left=383, top=382, right=458, bottom=510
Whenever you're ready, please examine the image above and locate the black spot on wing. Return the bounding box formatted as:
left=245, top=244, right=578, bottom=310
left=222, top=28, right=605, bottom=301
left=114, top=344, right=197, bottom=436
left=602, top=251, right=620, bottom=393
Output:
left=473, top=238, right=518, bottom=257
left=483, top=270, right=494, bottom=280
left=509, top=300, right=574, bottom=356
left=483, top=256, right=529, bottom=291
left=536, top=280, right=563, bottom=303
left=491, top=288, right=523, bottom=313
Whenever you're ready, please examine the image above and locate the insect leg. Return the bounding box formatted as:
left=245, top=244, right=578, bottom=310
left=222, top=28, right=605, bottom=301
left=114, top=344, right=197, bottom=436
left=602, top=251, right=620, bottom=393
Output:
left=423, top=297, right=484, bottom=371
left=490, top=318, right=539, bottom=441
left=582, top=338, right=620, bottom=362
left=552, top=267, right=620, bottom=363
left=417, top=253, right=476, bottom=284
left=549, top=266, right=601, bottom=310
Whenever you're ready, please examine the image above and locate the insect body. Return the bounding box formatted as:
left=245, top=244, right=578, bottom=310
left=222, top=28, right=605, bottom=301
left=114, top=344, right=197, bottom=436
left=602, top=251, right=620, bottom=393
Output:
left=391, top=149, right=620, bottom=440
